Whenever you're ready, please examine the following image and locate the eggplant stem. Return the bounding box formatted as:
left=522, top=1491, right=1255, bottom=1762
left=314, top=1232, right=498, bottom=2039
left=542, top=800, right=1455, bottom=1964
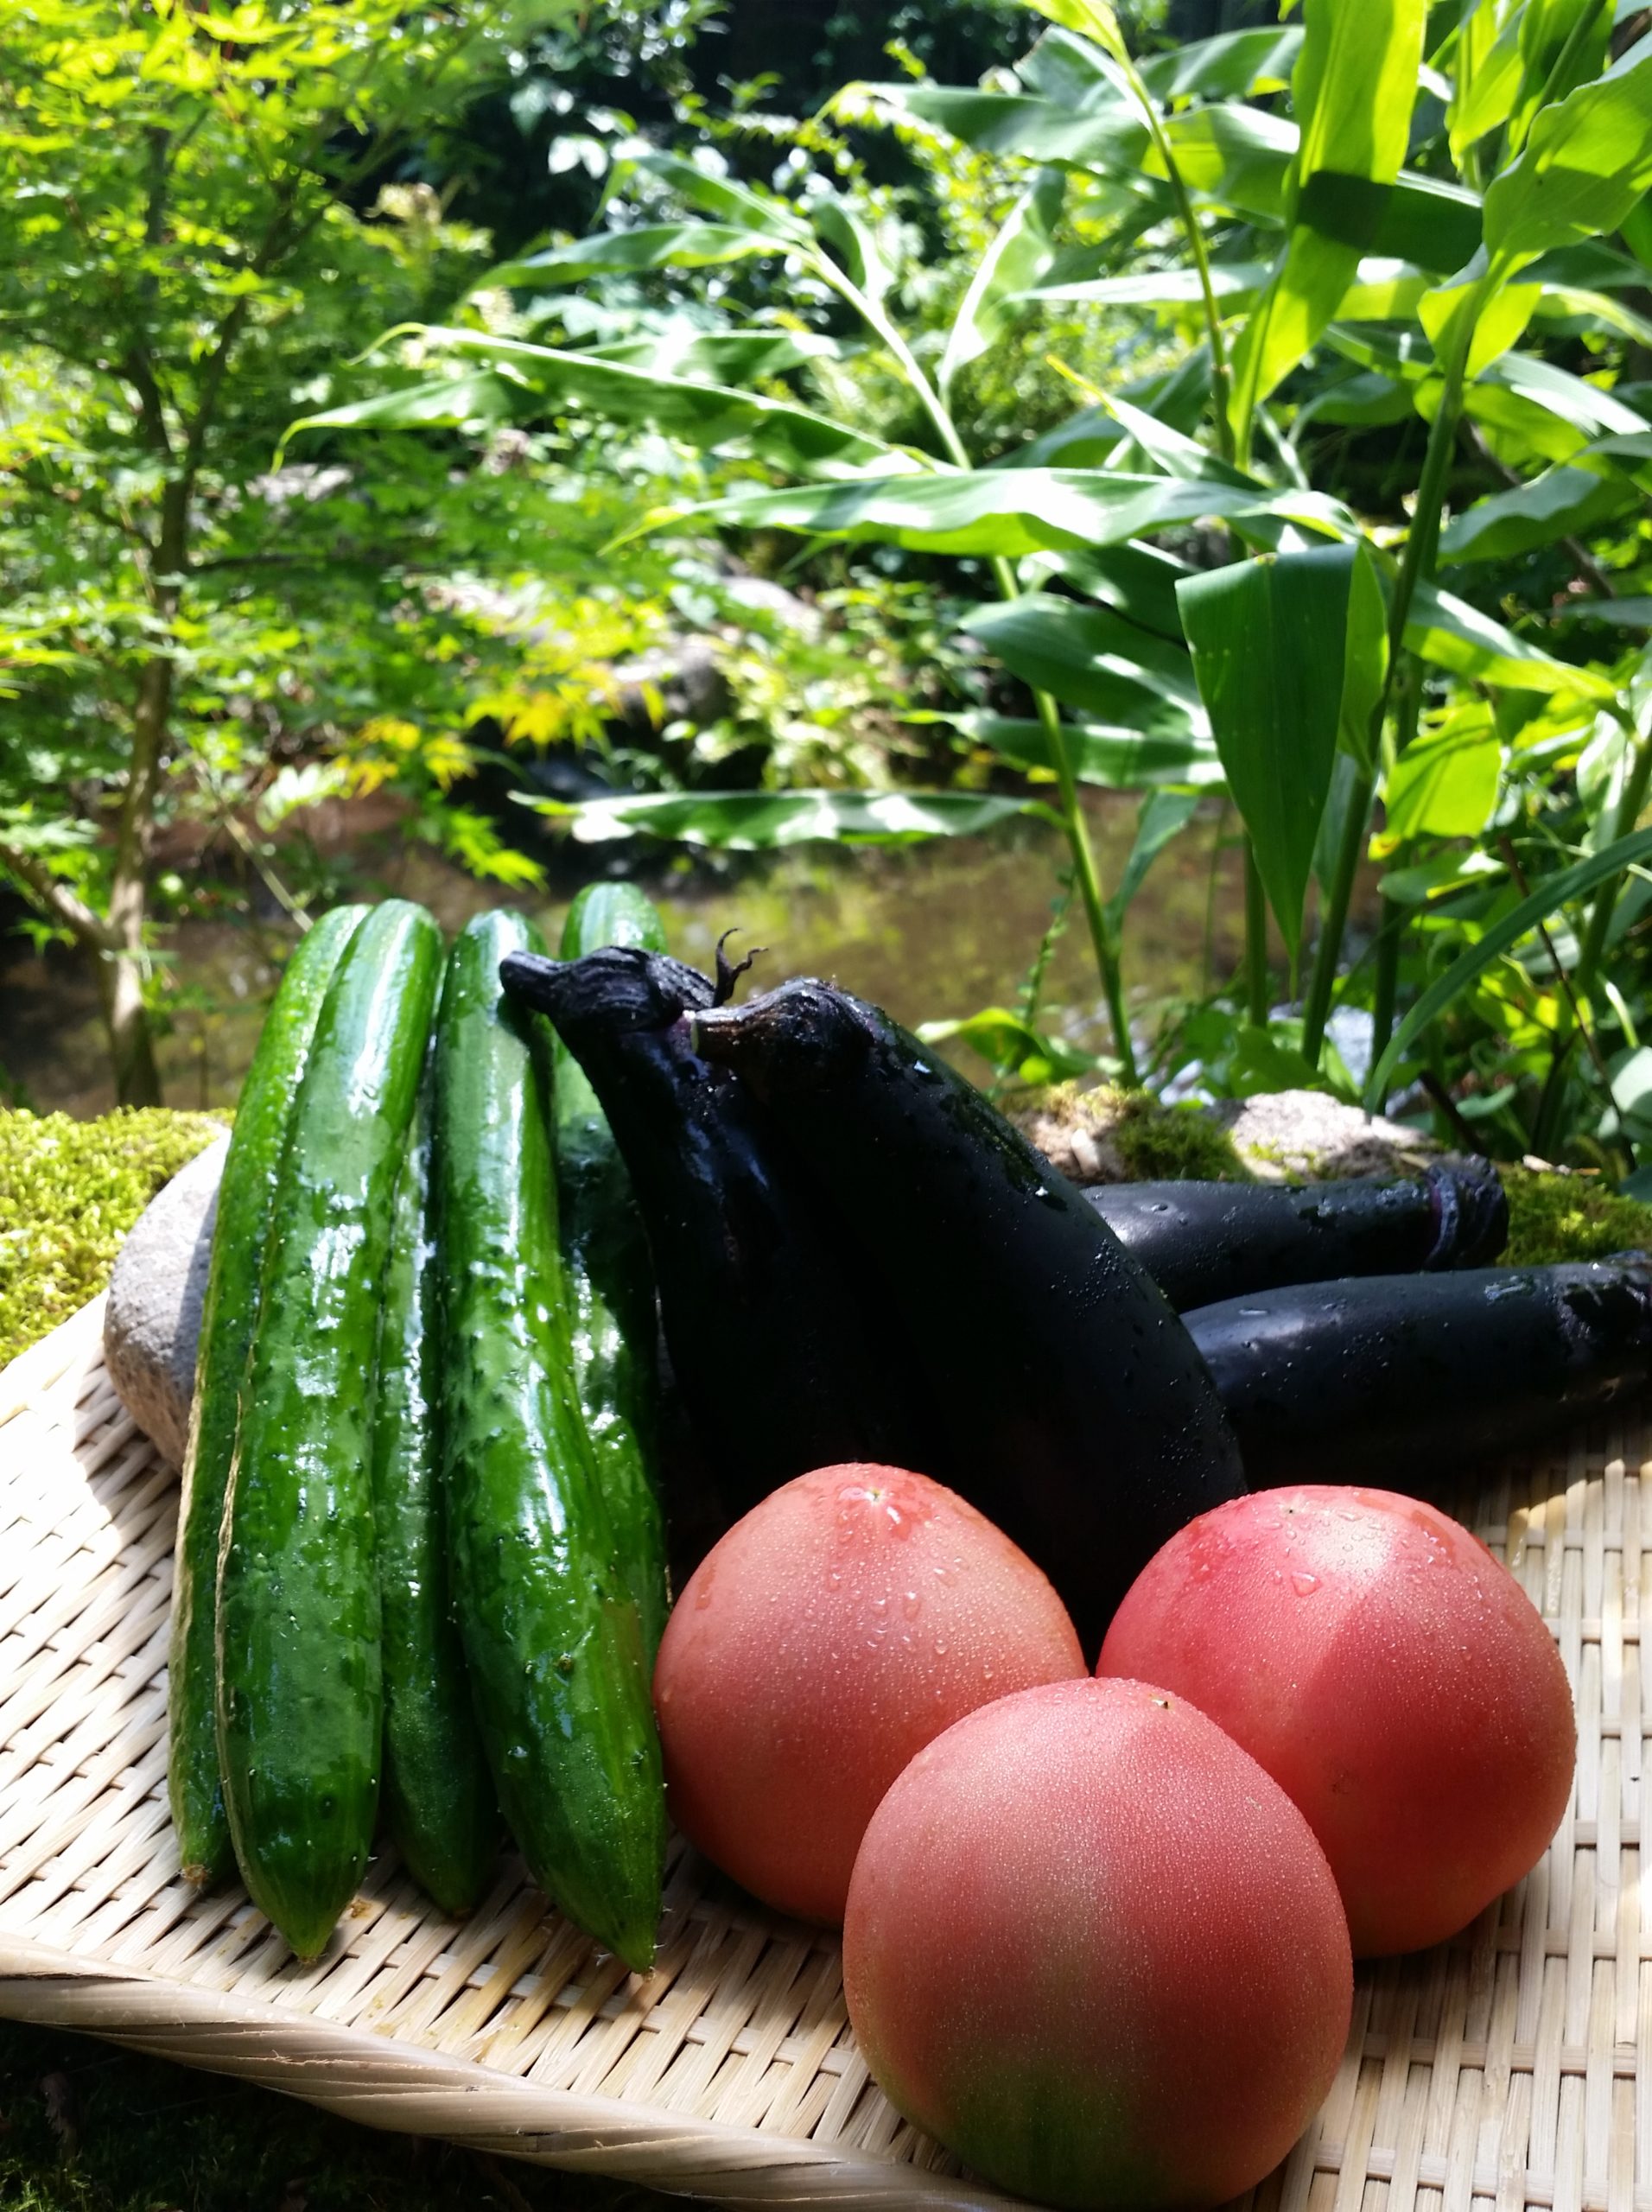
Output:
left=713, top=930, right=766, bottom=1007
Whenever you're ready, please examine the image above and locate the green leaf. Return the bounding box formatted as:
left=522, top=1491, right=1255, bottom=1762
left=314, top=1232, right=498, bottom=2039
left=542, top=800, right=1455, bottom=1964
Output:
left=582, top=329, right=834, bottom=382
left=1450, top=0, right=1528, bottom=160
left=1139, top=25, right=1303, bottom=101
left=1339, top=538, right=1390, bottom=769
left=1439, top=461, right=1641, bottom=562
left=517, top=788, right=1040, bottom=848
left=1032, top=542, right=1195, bottom=639
left=810, top=194, right=896, bottom=303
left=1021, top=0, right=1131, bottom=65
left=1369, top=173, right=1484, bottom=271
left=621, top=150, right=815, bottom=246
left=283, top=371, right=515, bottom=447
left=941, top=710, right=1223, bottom=787
left=916, top=1007, right=1097, bottom=1084
left=1484, top=35, right=1652, bottom=263
left=1104, top=788, right=1204, bottom=935
left=856, top=81, right=1297, bottom=220
left=1363, top=824, right=1652, bottom=1106
left=672, top=468, right=1357, bottom=559
left=1480, top=347, right=1649, bottom=439
left=371, top=329, right=902, bottom=478
left=1420, top=248, right=1542, bottom=377
left=1404, top=580, right=1617, bottom=696
left=963, top=592, right=1204, bottom=733
left=1177, top=546, right=1365, bottom=956
left=1384, top=712, right=1503, bottom=838
left=1026, top=259, right=1271, bottom=309
left=487, top=223, right=783, bottom=287
left=941, top=169, right=1064, bottom=396
left=1228, top=0, right=1426, bottom=436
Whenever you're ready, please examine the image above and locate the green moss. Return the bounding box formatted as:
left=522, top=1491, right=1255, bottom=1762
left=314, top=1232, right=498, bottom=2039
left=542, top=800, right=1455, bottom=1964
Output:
left=0, top=2016, right=671, bottom=2212
left=0, top=1108, right=227, bottom=1370
left=1105, top=1088, right=1253, bottom=1183
left=1013, top=1082, right=1253, bottom=1184
left=1503, top=1164, right=1652, bottom=1268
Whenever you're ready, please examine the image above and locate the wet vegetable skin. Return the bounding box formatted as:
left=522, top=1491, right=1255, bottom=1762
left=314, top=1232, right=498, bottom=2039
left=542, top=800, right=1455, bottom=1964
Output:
left=435, top=912, right=664, bottom=1973
left=499, top=946, right=931, bottom=1516
left=691, top=978, right=1246, bottom=1654
left=216, top=900, right=441, bottom=1960
left=1185, top=1258, right=1652, bottom=1488
left=1099, top=1487, right=1576, bottom=1955
left=372, top=1059, right=499, bottom=1915
left=1088, top=1161, right=1507, bottom=1311
left=553, top=887, right=670, bottom=1659
left=168, top=904, right=366, bottom=1891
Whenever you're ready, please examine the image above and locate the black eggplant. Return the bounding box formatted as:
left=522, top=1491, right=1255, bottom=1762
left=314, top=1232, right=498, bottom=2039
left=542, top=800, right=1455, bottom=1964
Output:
left=1186, top=1257, right=1652, bottom=1489
left=692, top=977, right=1247, bottom=1650
left=498, top=946, right=932, bottom=1514
left=1087, top=1162, right=1507, bottom=1312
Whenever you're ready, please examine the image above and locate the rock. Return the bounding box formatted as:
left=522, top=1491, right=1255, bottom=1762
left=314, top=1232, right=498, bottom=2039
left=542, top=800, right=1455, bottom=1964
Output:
left=102, top=1135, right=227, bottom=1466
left=1011, top=1083, right=1443, bottom=1189
left=1212, top=1090, right=1441, bottom=1184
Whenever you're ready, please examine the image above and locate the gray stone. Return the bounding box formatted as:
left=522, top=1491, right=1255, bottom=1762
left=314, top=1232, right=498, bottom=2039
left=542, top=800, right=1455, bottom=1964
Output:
left=1213, top=1090, right=1441, bottom=1184
left=102, top=1134, right=227, bottom=1466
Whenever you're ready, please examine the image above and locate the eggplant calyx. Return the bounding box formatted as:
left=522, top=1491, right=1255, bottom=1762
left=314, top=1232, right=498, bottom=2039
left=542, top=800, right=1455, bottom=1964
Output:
left=1424, top=1158, right=1509, bottom=1270
left=499, top=946, right=713, bottom=1034
left=691, top=976, right=874, bottom=1097
left=712, top=929, right=767, bottom=1006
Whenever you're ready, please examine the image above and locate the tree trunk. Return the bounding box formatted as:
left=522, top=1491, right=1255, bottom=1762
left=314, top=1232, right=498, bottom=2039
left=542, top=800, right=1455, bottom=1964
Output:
left=100, top=640, right=175, bottom=1107
left=96, top=937, right=162, bottom=1107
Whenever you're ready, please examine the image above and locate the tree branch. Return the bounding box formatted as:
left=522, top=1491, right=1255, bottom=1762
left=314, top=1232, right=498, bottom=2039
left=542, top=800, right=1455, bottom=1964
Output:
left=0, top=844, right=116, bottom=950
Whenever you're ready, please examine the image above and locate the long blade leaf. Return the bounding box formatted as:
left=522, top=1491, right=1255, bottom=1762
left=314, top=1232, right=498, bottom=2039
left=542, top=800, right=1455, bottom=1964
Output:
left=1363, top=826, right=1652, bottom=1106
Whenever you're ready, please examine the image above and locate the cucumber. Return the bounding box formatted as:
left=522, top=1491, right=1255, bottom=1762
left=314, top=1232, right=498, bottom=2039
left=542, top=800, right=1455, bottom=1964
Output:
left=372, top=1055, right=499, bottom=1915
left=168, top=904, right=366, bottom=1890
left=432, top=909, right=664, bottom=1973
left=216, top=899, right=442, bottom=1959
left=555, top=885, right=670, bottom=1661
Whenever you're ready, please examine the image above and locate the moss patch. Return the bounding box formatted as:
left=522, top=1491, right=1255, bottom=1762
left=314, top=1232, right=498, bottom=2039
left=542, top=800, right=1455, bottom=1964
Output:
left=0, top=2015, right=672, bottom=2212
left=1012, top=1083, right=1252, bottom=1185
left=0, top=1108, right=226, bottom=1370
left=1107, top=1090, right=1251, bottom=1183
left=1503, top=1165, right=1652, bottom=1268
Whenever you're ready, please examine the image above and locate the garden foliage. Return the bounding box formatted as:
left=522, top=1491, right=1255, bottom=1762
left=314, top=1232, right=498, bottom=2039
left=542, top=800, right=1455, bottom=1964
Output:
left=321, top=0, right=1652, bottom=1171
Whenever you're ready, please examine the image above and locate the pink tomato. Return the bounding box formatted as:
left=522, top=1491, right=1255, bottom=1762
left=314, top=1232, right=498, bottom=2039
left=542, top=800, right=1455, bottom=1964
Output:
left=844, top=1676, right=1352, bottom=2209
left=1098, top=1484, right=1576, bottom=1955
left=652, top=1463, right=1084, bottom=1923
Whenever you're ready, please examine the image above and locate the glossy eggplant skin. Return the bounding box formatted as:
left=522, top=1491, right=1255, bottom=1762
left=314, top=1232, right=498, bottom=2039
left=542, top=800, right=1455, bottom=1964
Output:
left=692, top=979, right=1247, bottom=1652
left=497, top=947, right=931, bottom=1515
left=1185, top=1259, right=1652, bottom=1490
left=1087, top=1162, right=1508, bottom=1312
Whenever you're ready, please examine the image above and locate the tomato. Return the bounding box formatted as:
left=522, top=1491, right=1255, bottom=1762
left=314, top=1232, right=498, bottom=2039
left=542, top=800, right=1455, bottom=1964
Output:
left=843, top=1676, right=1352, bottom=2210
left=652, top=1463, right=1084, bottom=1923
left=1098, top=1485, right=1576, bottom=1955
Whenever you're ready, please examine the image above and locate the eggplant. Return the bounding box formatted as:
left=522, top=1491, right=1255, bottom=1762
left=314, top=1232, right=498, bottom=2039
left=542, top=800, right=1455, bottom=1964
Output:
left=497, top=946, right=932, bottom=1514
left=692, top=977, right=1247, bottom=1651
left=1185, top=1257, right=1652, bottom=1489
left=1087, top=1162, right=1507, bottom=1312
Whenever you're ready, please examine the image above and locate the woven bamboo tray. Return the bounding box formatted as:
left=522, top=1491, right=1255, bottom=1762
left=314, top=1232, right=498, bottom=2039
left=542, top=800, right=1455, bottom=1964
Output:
left=0, top=1298, right=1642, bottom=2212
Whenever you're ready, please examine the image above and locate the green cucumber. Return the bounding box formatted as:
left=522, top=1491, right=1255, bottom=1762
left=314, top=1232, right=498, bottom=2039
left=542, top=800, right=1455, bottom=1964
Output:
left=216, top=899, right=442, bottom=1959
left=372, top=1055, right=499, bottom=1915
left=168, top=904, right=366, bottom=1891
left=555, top=884, right=670, bottom=1661
left=432, top=909, right=665, bottom=1973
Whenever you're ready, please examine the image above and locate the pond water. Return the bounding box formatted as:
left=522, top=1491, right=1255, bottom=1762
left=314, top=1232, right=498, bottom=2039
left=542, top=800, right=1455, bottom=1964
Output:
left=2, top=793, right=1258, bottom=1116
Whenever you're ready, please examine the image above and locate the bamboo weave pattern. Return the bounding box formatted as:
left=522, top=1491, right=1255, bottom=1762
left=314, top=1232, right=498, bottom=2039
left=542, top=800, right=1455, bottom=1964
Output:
left=0, top=1299, right=1642, bottom=2212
